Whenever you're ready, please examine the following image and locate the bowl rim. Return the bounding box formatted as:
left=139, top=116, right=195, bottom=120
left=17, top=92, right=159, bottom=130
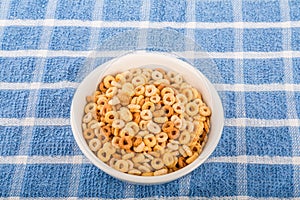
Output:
left=70, top=51, right=224, bottom=184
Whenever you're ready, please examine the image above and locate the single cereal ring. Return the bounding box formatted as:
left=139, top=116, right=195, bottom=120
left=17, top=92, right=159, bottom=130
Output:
left=140, top=110, right=152, bottom=120
left=122, top=71, right=133, bottom=82
left=133, top=135, right=143, bottom=147
left=103, top=75, right=115, bottom=88
left=85, top=102, right=97, bottom=113
left=138, top=165, right=151, bottom=173
left=108, top=96, right=120, bottom=106
left=151, top=70, right=163, bottom=80
left=162, top=152, right=175, bottom=166
left=173, top=118, right=183, bottom=129
left=88, top=138, right=102, bottom=152
left=190, top=143, right=202, bottom=153
left=133, top=141, right=145, bottom=153
left=100, top=103, right=112, bottom=116
left=99, top=82, right=107, bottom=93
left=139, top=120, right=148, bottom=131
left=182, top=88, right=194, bottom=102
left=83, top=112, right=93, bottom=123
left=142, top=102, right=155, bottom=112
left=162, top=105, right=174, bottom=117
left=97, top=132, right=109, bottom=144
left=144, top=134, right=157, bottom=147
left=132, top=76, right=146, bottom=86
left=112, top=119, right=125, bottom=129
left=162, top=121, right=174, bottom=132
left=135, top=85, right=145, bottom=96
left=193, top=98, right=204, bottom=107
left=162, top=93, right=176, bottom=106
left=97, top=96, right=108, bottom=106
left=122, top=152, right=135, bottom=160
left=147, top=121, right=161, bottom=134
left=111, top=80, right=122, bottom=88
left=111, top=137, right=121, bottom=148
left=186, top=121, right=195, bottom=132
left=199, top=106, right=211, bottom=116
left=128, top=104, right=141, bottom=111
left=104, top=111, right=119, bottom=124
left=83, top=128, right=95, bottom=140
left=130, top=68, right=142, bottom=76
left=116, top=73, right=126, bottom=84
left=150, top=94, right=161, bottom=103
left=133, top=112, right=141, bottom=124
left=145, top=85, right=157, bottom=96
left=161, top=87, right=174, bottom=96
left=128, top=169, right=142, bottom=175
left=153, top=168, right=168, bottom=176
left=105, top=87, right=117, bottom=98
left=191, top=87, right=201, bottom=99
left=132, top=153, right=145, bottom=163
left=151, top=158, right=164, bottom=170
left=119, top=136, right=133, bottom=150
left=100, top=125, right=111, bottom=137
left=179, top=118, right=187, bottom=131
left=103, top=142, right=116, bottom=155
left=87, top=120, right=99, bottom=129
left=137, top=130, right=149, bottom=137
left=174, top=74, right=183, bottom=84
left=175, top=94, right=188, bottom=105
left=167, top=142, right=179, bottom=151
left=167, top=128, right=180, bottom=140
left=109, top=157, right=118, bottom=168
left=114, top=160, right=129, bottom=172
left=179, top=130, right=191, bottom=145
left=153, top=116, right=168, bottom=124
left=118, top=107, right=133, bottom=122
left=185, top=102, right=198, bottom=116
left=167, top=71, right=177, bottom=82
left=186, top=152, right=199, bottom=164
left=120, top=127, right=135, bottom=137
left=179, top=146, right=188, bottom=157
left=125, top=122, right=140, bottom=134
left=172, top=103, right=185, bottom=114
left=97, top=148, right=111, bottom=162
left=156, top=132, right=168, bottom=143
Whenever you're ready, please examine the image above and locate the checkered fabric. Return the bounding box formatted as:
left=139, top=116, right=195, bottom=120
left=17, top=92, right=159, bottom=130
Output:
left=0, top=0, right=300, bottom=199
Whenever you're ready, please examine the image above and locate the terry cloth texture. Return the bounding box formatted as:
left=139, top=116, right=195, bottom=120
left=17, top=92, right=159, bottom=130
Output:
left=0, top=0, right=300, bottom=199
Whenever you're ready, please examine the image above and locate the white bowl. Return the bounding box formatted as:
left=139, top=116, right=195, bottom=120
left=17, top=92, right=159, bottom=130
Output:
left=70, top=51, right=224, bottom=184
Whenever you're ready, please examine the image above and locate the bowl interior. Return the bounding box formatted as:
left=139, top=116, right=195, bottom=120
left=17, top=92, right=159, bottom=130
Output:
left=70, top=51, right=224, bottom=184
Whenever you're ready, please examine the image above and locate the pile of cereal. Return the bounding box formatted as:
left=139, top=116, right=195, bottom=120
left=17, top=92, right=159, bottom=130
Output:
left=82, top=68, right=211, bottom=176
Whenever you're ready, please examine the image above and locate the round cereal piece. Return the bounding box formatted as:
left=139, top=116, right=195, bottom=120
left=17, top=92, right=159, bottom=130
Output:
left=190, top=143, right=202, bottom=153
left=97, top=148, right=111, bottom=162
left=128, top=169, right=142, bottom=175
left=83, top=112, right=93, bottom=123
left=185, top=102, right=198, bottom=116
left=119, top=136, right=133, bottom=150
left=182, top=145, right=193, bottom=157
left=182, top=88, right=194, bottom=102
left=105, top=87, right=118, bottom=98
left=100, top=103, right=112, bottom=116
left=99, top=82, right=107, bottom=93
left=167, top=71, right=177, bottom=82
left=137, top=130, right=149, bottom=137
left=173, top=118, right=183, bottom=129
left=193, top=98, right=204, bottom=107
left=87, top=120, right=99, bottom=129
left=115, top=73, right=126, bottom=84
left=122, top=152, right=135, bottom=160
left=199, top=105, right=211, bottom=117
left=184, top=121, right=194, bottom=133
left=168, top=128, right=180, bottom=140
left=162, top=152, right=175, bottom=166
left=144, top=134, right=157, bottom=147
left=162, top=93, right=176, bottom=106
left=179, top=118, right=187, bottom=131
left=135, top=85, right=145, bottom=96
left=97, top=131, right=109, bottom=143
left=172, top=103, right=185, bottom=114
left=154, top=168, right=168, bottom=176
left=89, top=138, right=102, bottom=152
left=114, top=160, right=129, bottom=172
left=147, top=121, right=161, bottom=134
left=145, top=85, right=157, bottom=96
left=150, top=94, right=161, bottom=103
left=112, top=119, right=125, bottom=129
left=112, top=137, right=121, bottom=148
left=151, top=158, right=164, bottom=170
left=132, top=76, right=146, bottom=86
left=122, top=71, right=133, bottom=82
left=179, top=130, right=190, bottom=144
left=186, top=152, right=199, bottom=164
left=179, top=146, right=188, bottom=157
left=153, top=110, right=165, bottom=118
left=162, top=121, right=174, bottom=133
left=97, top=96, right=108, bottom=106
left=133, top=112, right=141, bottom=124
left=132, top=153, right=145, bottom=163
left=133, top=135, right=143, bottom=147
left=83, top=128, right=95, bottom=140
left=167, top=142, right=179, bottom=151
left=118, top=107, right=133, bottom=122
left=125, top=122, right=140, bottom=134
left=151, top=70, right=163, bottom=80
left=154, top=79, right=170, bottom=86
left=153, top=116, right=168, bottom=124
left=100, top=125, right=112, bottom=137
left=174, top=74, right=183, bottom=84
left=103, top=75, right=115, bottom=88
left=85, top=102, right=97, bottom=113
left=139, top=120, right=148, bottom=131
left=171, top=83, right=180, bottom=90
left=127, top=159, right=134, bottom=170
left=130, top=68, right=142, bottom=76
left=156, top=132, right=168, bottom=143
left=103, top=142, right=116, bottom=155
left=133, top=141, right=145, bottom=153
left=138, top=165, right=151, bottom=173
left=120, top=127, right=135, bottom=137
left=140, top=110, right=153, bottom=120
left=142, top=71, right=151, bottom=81
left=162, top=105, right=174, bottom=117
left=142, top=102, right=155, bottom=112
left=109, top=157, right=118, bottom=168
left=105, top=111, right=119, bottom=124
left=176, top=94, right=188, bottom=105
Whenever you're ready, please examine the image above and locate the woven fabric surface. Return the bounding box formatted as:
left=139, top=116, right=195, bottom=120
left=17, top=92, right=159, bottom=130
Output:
left=0, top=0, right=300, bottom=199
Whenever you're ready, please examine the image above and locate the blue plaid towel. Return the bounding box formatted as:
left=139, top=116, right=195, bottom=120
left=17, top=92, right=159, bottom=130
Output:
left=0, top=0, right=300, bottom=199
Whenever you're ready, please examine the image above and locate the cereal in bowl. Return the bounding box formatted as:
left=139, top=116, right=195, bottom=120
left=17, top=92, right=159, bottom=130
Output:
left=82, top=68, right=211, bottom=176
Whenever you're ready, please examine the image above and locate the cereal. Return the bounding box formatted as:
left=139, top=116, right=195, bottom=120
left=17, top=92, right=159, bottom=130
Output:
left=83, top=67, right=211, bottom=176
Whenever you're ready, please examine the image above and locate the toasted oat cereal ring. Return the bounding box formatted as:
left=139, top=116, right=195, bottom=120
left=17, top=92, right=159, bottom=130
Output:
left=122, top=71, right=133, bottom=82
left=175, top=94, right=188, bottom=105
left=182, top=88, right=194, bottom=102
left=105, top=111, right=119, bottom=124
left=153, top=116, right=168, bottom=124
left=135, top=85, right=145, bottom=96
left=151, top=70, right=163, bottom=80
left=99, top=82, right=107, bottom=93
left=130, top=68, right=142, bottom=76
left=162, top=93, right=176, bottom=106
left=137, top=130, right=149, bottom=137
left=132, top=153, right=145, bottom=163
left=173, top=103, right=185, bottom=114
left=122, top=152, right=135, bottom=160
left=133, top=112, right=141, bottom=124
left=112, top=119, right=125, bottom=129
left=186, top=152, right=199, bottom=164
left=191, top=143, right=202, bottom=153
left=128, top=104, right=141, bottom=111
left=140, top=110, right=152, bottom=121
left=139, top=165, right=151, bottom=173
left=112, top=137, right=121, bottom=148
left=97, top=96, right=108, bottom=106
left=154, top=79, right=170, bottom=86
left=83, top=128, right=95, bottom=140
left=100, top=104, right=112, bottom=116
left=173, top=119, right=182, bottom=129
left=186, top=121, right=195, bottom=132
left=161, top=87, right=174, bottom=96
left=134, top=141, right=145, bottom=153
left=182, top=145, right=193, bottom=157
left=199, top=106, right=211, bottom=116
left=147, top=121, right=161, bottom=134
left=193, top=98, right=204, bottom=107
left=103, top=142, right=116, bottom=155
left=162, top=121, right=174, bottom=132
left=133, top=135, right=143, bottom=147
left=119, top=136, right=133, bottom=150
left=162, top=105, right=174, bottom=117
left=162, top=152, right=175, bottom=166
left=153, top=168, right=168, bottom=176
left=115, top=73, right=126, bottom=84
left=151, top=158, right=164, bottom=170
left=168, top=128, right=180, bottom=140
left=101, top=125, right=112, bottom=137
left=128, top=169, right=142, bottom=175
left=109, top=157, right=118, bottom=168
left=144, top=134, right=156, bottom=147
left=142, top=102, right=155, bottom=112
left=127, top=159, right=134, bottom=170
left=185, top=102, right=198, bottom=116
left=97, top=132, right=109, bottom=144
left=145, top=85, right=157, bottom=96
left=174, top=74, right=183, bottom=84
left=97, top=148, right=111, bottom=162
left=171, top=83, right=180, bottom=90
left=88, top=120, right=99, bottom=129
left=167, top=71, right=177, bottom=82
left=168, top=142, right=179, bottom=151
left=103, top=75, right=115, bottom=88
left=88, top=138, right=102, bottom=152
left=179, top=130, right=191, bottom=145
left=85, top=102, right=97, bottom=113
left=118, top=107, right=133, bottom=122
left=105, top=87, right=117, bottom=98
left=125, top=122, right=139, bottom=134
left=83, top=112, right=93, bottom=123
left=132, top=76, right=146, bottom=86
left=139, top=120, right=148, bottom=131
left=149, top=94, right=161, bottom=104
left=156, top=132, right=168, bottom=143
left=120, top=127, right=135, bottom=137
left=114, top=160, right=129, bottom=172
